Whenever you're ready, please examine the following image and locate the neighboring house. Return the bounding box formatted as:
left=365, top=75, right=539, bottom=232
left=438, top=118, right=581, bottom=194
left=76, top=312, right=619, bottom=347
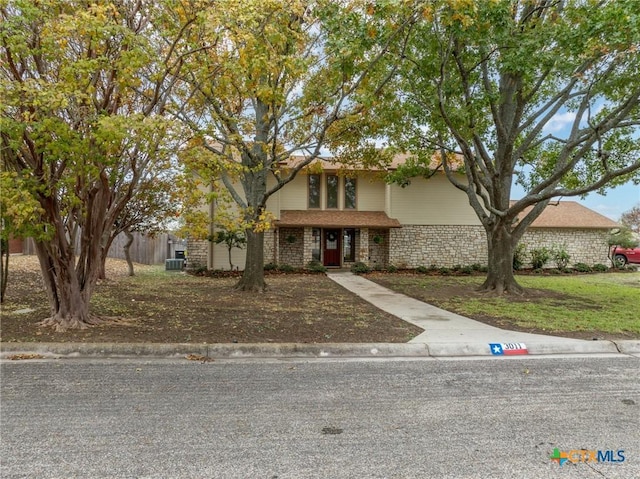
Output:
left=7, top=236, right=24, bottom=254
left=187, top=158, right=619, bottom=270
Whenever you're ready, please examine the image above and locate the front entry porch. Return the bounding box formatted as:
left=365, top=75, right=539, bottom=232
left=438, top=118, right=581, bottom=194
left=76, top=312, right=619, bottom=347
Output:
left=273, top=210, right=401, bottom=268
left=275, top=226, right=391, bottom=269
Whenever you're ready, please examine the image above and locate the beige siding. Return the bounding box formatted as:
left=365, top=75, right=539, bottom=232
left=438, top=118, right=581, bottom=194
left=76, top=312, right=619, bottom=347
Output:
left=211, top=242, right=246, bottom=271
left=269, top=173, right=307, bottom=214
left=389, top=174, right=481, bottom=225
left=357, top=173, right=386, bottom=211
left=385, top=183, right=392, bottom=216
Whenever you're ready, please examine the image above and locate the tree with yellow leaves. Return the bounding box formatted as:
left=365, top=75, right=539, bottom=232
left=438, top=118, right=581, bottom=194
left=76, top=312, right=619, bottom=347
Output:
left=0, top=0, right=189, bottom=329
left=170, top=0, right=420, bottom=291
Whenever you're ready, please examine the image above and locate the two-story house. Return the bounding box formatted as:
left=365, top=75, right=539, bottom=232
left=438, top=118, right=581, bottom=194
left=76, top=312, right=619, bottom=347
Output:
left=187, top=157, right=619, bottom=270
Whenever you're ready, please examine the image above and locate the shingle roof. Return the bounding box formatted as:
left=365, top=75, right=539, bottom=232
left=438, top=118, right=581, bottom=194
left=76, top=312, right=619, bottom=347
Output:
left=276, top=210, right=401, bottom=228
left=512, top=201, right=619, bottom=229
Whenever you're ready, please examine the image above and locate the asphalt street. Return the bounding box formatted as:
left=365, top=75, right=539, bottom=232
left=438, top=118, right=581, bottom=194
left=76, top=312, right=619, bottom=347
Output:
left=1, top=356, right=639, bottom=479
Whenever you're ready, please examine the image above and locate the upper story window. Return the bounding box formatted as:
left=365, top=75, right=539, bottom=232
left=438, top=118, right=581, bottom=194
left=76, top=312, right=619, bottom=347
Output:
left=344, top=177, right=357, bottom=209
left=308, top=174, right=320, bottom=208
left=326, top=175, right=338, bottom=208
left=308, top=173, right=357, bottom=210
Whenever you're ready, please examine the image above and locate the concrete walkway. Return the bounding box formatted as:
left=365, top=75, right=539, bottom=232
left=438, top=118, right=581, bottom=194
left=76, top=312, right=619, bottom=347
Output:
left=327, top=271, right=638, bottom=357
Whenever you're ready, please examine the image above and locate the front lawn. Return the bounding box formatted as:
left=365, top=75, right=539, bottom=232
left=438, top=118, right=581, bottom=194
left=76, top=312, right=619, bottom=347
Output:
left=368, top=272, right=640, bottom=339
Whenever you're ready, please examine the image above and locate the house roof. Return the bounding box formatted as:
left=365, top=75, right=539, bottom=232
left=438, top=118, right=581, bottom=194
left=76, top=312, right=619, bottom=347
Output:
left=512, top=201, right=619, bottom=229
left=276, top=210, right=402, bottom=228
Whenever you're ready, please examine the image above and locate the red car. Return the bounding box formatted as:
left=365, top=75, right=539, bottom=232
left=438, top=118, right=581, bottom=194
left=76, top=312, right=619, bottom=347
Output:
left=611, top=246, right=640, bottom=265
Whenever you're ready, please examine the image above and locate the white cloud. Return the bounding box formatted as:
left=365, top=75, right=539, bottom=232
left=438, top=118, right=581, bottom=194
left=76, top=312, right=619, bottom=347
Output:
left=543, top=111, right=576, bottom=134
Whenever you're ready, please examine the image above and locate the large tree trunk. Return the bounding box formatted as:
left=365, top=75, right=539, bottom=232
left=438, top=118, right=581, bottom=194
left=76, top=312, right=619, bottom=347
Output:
left=479, top=222, right=524, bottom=295
left=235, top=229, right=265, bottom=291
left=123, top=229, right=135, bottom=276
left=34, top=241, right=102, bottom=331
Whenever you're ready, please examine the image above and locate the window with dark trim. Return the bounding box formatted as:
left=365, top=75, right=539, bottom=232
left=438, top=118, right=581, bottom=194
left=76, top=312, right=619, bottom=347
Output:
left=312, top=228, right=321, bottom=261
left=343, top=228, right=355, bottom=262
left=326, top=175, right=338, bottom=208
left=308, top=174, right=320, bottom=208
left=344, top=177, right=356, bottom=209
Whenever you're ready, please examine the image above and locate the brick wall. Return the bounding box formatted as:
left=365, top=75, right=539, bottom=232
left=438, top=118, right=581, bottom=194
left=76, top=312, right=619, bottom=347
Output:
left=8, top=237, right=23, bottom=254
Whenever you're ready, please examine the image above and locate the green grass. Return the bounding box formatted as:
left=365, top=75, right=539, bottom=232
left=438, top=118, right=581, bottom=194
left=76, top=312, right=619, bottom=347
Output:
left=373, top=273, right=640, bottom=335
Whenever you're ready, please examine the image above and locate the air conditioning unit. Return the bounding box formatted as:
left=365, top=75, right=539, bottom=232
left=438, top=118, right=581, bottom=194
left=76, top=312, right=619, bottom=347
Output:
left=165, top=258, right=184, bottom=271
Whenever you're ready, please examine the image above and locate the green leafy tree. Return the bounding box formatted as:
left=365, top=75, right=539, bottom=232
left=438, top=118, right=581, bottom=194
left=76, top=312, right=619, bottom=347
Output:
left=171, top=0, right=418, bottom=291
left=0, top=1, right=186, bottom=329
left=379, top=0, right=640, bottom=294
left=0, top=171, right=48, bottom=302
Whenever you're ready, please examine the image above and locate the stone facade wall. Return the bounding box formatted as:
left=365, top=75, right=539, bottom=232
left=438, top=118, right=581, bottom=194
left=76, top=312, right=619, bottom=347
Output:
left=368, top=229, right=389, bottom=267
left=520, top=228, right=611, bottom=267
left=358, top=228, right=370, bottom=265
left=278, top=227, right=304, bottom=267
left=389, top=225, right=612, bottom=268
left=193, top=225, right=612, bottom=271
left=389, top=225, right=487, bottom=268
left=264, top=230, right=276, bottom=265
left=303, top=227, right=315, bottom=265
left=186, top=239, right=209, bottom=270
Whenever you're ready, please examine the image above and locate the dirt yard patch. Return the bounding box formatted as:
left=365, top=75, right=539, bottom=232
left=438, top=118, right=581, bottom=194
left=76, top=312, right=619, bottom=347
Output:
left=0, top=255, right=421, bottom=344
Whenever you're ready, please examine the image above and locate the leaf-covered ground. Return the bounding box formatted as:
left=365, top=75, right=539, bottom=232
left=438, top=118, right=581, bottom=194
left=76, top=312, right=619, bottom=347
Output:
left=0, top=255, right=421, bottom=344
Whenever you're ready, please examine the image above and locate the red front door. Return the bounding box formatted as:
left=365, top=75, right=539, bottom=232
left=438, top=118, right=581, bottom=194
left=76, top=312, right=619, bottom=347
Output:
left=323, top=229, right=341, bottom=267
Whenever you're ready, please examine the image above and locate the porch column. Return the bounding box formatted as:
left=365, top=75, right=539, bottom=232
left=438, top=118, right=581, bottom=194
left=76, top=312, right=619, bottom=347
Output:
left=303, top=227, right=313, bottom=266
left=358, top=227, right=370, bottom=265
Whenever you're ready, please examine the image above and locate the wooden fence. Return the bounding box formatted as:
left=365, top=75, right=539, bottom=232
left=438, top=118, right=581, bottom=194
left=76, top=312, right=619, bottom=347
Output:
left=23, top=232, right=185, bottom=265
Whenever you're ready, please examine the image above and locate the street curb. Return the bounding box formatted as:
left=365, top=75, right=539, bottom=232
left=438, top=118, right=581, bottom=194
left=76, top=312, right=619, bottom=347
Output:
left=0, top=342, right=428, bottom=359
left=1, top=340, right=638, bottom=359
left=614, top=340, right=640, bottom=354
